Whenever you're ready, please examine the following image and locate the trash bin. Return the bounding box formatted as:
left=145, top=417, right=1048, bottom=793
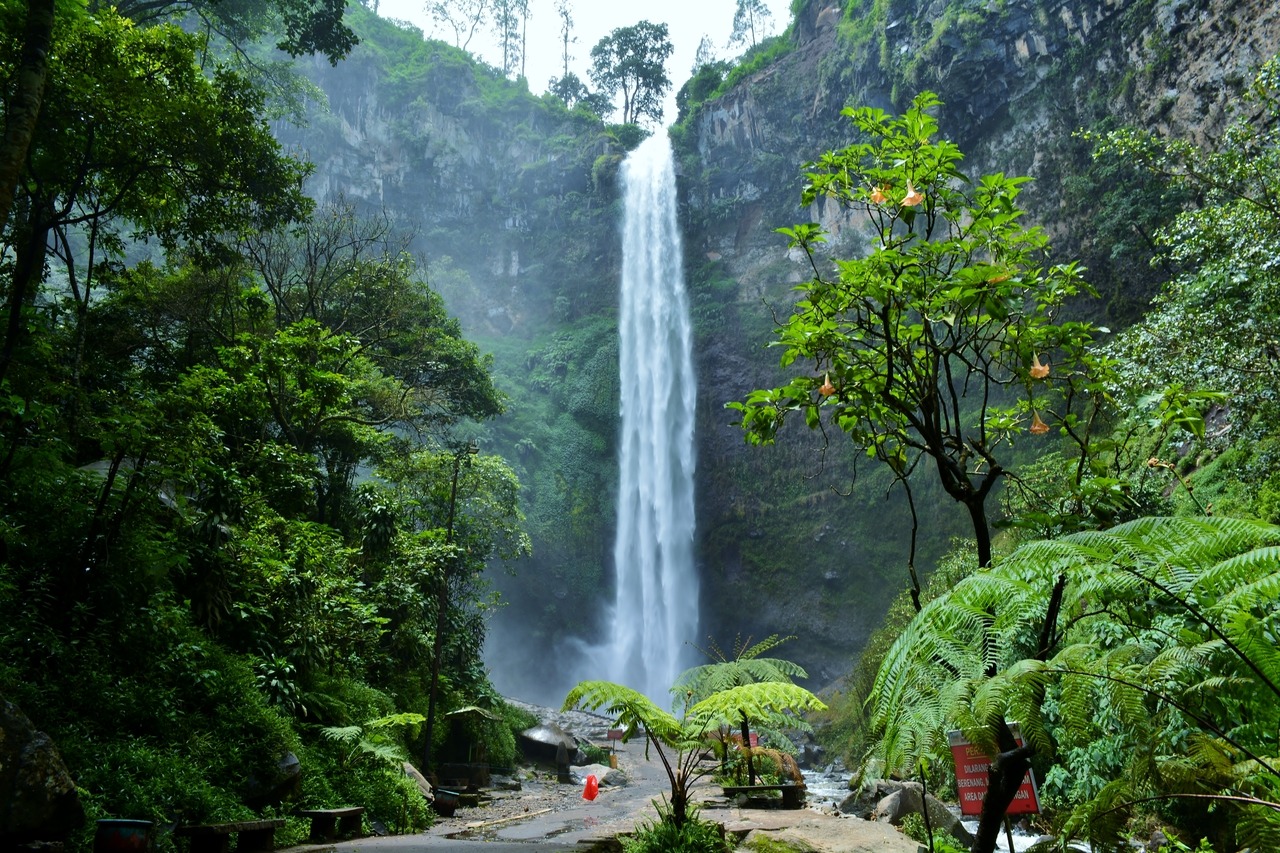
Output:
left=94, top=819, right=153, bottom=852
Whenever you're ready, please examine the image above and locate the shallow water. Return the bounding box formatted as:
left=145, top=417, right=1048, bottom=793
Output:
left=800, top=767, right=1051, bottom=851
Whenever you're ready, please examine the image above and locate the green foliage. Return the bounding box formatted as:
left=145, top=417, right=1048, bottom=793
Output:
left=675, top=60, right=731, bottom=122
left=870, top=516, right=1280, bottom=849
left=300, top=736, right=433, bottom=834
left=730, top=91, right=1110, bottom=568
left=676, top=634, right=807, bottom=699
left=621, top=803, right=730, bottom=853
left=11, top=7, right=312, bottom=257
left=899, top=814, right=968, bottom=852
left=1096, top=56, right=1280, bottom=433
left=565, top=677, right=825, bottom=828
left=588, top=21, right=673, bottom=126
left=717, top=36, right=795, bottom=101
left=320, top=712, right=425, bottom=768
left=0, top=11, right=524, bottom=837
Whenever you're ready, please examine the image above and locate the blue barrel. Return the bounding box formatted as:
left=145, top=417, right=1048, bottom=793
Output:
left=94, top=819, right=153, bottom=852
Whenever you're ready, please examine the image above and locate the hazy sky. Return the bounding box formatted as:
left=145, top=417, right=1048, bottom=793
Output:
left=374, top=0, right=793, bottom=124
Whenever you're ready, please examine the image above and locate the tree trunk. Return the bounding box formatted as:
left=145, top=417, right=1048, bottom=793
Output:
left=0, top=202, right=51, bottom=387
left=965, top=497, right=992, bottom=568
left=423, top=452, right=464, bottom=772
left=971, top=575, right=1066, bottom=853
left=972, top=719, right=1032, bottom=853
left=740, top=713, right=756, bottom=785
left=0, top=0, right=54, bottom=235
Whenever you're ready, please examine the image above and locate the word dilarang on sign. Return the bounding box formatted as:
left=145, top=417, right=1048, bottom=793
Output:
left=947, top=726, right=1041, bottom=817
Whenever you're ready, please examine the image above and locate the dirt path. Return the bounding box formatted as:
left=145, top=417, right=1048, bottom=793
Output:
left=284, top=748, right=920, bottom=852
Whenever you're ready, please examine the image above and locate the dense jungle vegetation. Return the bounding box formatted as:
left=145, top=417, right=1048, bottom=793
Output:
left=0, top=0, right=544, bottom=848
left=2, top=0, right=1279, bottom=850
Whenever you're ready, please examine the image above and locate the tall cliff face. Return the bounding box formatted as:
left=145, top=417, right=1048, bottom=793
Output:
left=679, top=0, right=1280, bottom=685
left=279, top=0, right=1280, bottom=698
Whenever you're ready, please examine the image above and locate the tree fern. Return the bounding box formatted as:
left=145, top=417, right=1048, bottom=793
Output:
left=868, top=515, right=1280, bottom=849
left=563, top=677, right=824, bottom=829
left=561, top=680, right=683, bottom=746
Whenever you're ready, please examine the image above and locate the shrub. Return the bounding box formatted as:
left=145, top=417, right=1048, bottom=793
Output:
left=299, top=736, right=433, bottom=833
left=621, top=804, right=730, bottom=853
left=900, top=813, right=969, bottom=853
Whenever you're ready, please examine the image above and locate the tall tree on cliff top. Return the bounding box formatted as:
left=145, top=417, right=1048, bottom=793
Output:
left=491, top=0, right=527, bottom=79
left=428, top=0, right=488, bottom=52
left=728, top=0, right=773, bottom=50
left=589, top=21, right=672, bottom=126
left=555, top=0, right=574, bottom=78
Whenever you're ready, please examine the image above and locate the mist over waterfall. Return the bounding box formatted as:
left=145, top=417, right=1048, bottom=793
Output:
left=602, top=134, right=700, bottom=704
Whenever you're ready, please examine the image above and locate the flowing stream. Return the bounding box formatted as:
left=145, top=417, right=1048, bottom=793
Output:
left=597, top=133, right=699, bottom=705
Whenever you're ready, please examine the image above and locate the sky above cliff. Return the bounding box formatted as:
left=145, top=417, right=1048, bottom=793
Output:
left=375, top=0, right=793, bottom=124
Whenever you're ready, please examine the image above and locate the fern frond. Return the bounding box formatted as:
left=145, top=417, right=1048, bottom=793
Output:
left=1180, top=733, right=1237, bottom=780
left=687, top=681, right=826, bottom=728
left=1234, top=805, right=1280, bottom=852
left=366, top=712, right=427, bottom=729
left=562, top=680, right=682, bottom=745
left=739, top=634, right=796, bottom=661
left=1210, top=546, right=1280, bottom=609
left=673, top=635, right=807, bottom=702
left=321, top=725, right=361, bottom=744
left=360, top=741, right=409, bottom=765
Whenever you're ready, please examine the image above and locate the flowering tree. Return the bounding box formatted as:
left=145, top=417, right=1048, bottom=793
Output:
left=730, top=91, right=1107, bottom=574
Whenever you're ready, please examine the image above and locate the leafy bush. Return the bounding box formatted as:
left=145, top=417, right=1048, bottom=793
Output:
left=621, top=805, right=730, bottom=853
left=900, top=813, right=969, bottom=853
left=299, top=735, right=433, bottom=833
left=73, top=739, right=250, bottom=830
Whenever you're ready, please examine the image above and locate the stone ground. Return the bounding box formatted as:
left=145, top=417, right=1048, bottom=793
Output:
left=279, top=705, right=922, bottom=853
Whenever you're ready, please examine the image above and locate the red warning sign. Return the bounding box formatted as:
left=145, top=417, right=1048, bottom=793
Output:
left=948, top=727, right=1040, bottom=817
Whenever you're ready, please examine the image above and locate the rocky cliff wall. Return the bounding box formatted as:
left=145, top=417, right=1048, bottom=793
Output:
left=681, top=0, right=1280, bottom=684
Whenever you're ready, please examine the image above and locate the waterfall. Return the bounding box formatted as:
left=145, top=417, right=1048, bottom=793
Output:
left=603, top=133, right=699, bottom=706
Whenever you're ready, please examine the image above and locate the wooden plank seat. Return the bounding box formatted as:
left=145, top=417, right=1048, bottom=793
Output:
left=174, top=818, right=285, bottom=853
left=298, top=806, right=365, bottom=843
left=721, top=783, right=805, bottom=810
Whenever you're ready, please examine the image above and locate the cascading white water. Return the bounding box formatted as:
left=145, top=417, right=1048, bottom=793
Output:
left=601, top=133, right=699, bottom=706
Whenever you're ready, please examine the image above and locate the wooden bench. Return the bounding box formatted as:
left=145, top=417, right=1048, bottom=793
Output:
left=174, top=818, right=285, bottom=853
left=721, top=783, right=805, bottom=810
left=298, top=806, right=365, bottom=843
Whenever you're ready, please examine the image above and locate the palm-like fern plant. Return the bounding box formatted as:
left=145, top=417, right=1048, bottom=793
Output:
left=563, top=678, right=825, bottom=828
left=673, top=635, right=808, bottom=784
left=870, top=516, right=1280, bottom=852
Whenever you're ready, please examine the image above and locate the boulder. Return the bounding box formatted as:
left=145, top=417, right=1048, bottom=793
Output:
left=0, top=698, right=84, bottom=845
left=402, top=763, right=433, bottom=799
left=872, top=782, right=973, bottom=848
left=490, top=774, right=522, bottom=791
left=838, top=777, right=904, bottom=818
left=244, top=751, right=301, bottom=809
left=570, top=764, right=627, bottom=786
